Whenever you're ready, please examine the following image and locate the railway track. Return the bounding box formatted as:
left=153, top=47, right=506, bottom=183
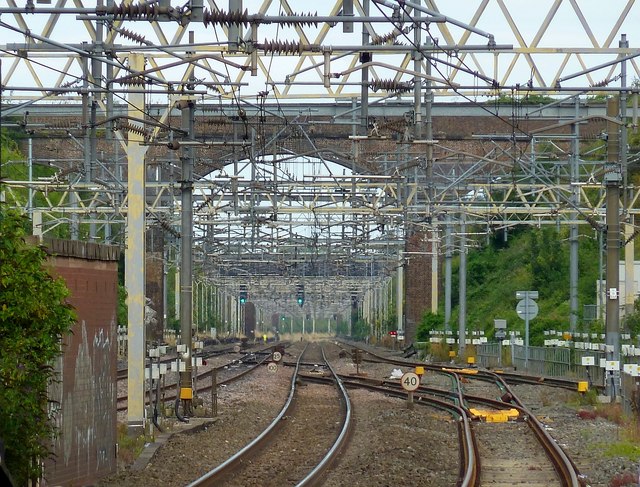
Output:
left=116, top=347, right=276, bottom=413
left=457, top=372, right=571, bottom=486
left=300, top=370, right=477, bottom=486
left=335, top=342, right=582, bottom=486
left=338, top=339, right=599, bottom=393
left=100, top=341, right=594, bottom=486
left=116, top=342, right=275, bottom=381
left=186, top=342, right=352, bottom=487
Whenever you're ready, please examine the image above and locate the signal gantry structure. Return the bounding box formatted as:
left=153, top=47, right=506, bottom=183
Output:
left=1, top=0, right=640, bottom=428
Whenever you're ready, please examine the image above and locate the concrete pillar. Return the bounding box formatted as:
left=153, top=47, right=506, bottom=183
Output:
left=126, top=53, right=147, bottom=434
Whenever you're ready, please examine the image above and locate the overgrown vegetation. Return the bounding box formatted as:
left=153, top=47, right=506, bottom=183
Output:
left=0, top=206, right=76, bottom=485
left=1, top=129, right=22, bottom=164
left=578, top=402, right=640, bottom=464
left=487, top=93, right=557, bottom=105
left=114, top=423, right=147, bottom=469
left=417, top=225, right=605, bottom=344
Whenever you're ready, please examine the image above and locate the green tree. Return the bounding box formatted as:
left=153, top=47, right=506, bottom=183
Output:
left=623, top=299, right=640, bottom=339
left=1, top=128, right=22, bottom=164
left=416, top=312, right=444, bottom=341
left=0, top=206, right=76, bottom=486
left=351, top=318, right=370, bottom=340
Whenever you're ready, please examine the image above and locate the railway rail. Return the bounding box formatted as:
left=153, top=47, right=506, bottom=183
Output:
left=116, top=342, right=275, bottom=381
left=186, top=342, right=352, bottom=487
left=99, top=340, right=601, bottom=487
left=116, top=346, right=277, bottom=413
left=334, top=342, right=582, bottom=486
left=301, top=371, right=478, bottom=486
left=340, top=339, right=601, bottom=393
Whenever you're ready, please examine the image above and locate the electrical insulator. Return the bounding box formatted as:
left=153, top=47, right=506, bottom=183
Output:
left=116, top=28, right=148, bottom=46
left=116, top=75, right=146, bottom=87
left=259, top=40, right=303, bottom=55
left=118, top=122, right=148, bottom=138
left=278, top=12, right=318, bottom=28
left=202, top=8, right=250, bottom=28
left=370, top=26, right=412, bottom=45
left=369, top=79, right=414, bottom=93
left=98, top=2, right=168, bottom=20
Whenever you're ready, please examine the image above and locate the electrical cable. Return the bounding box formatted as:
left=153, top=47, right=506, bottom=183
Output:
left=372, top=2, right=617, bottom=232
left=175, top=396, right=189, bottom=423
left=372, top=2, right=533, bottom=140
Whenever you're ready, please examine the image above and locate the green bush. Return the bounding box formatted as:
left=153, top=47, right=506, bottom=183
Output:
left=0, top=206, right=76, bottom=485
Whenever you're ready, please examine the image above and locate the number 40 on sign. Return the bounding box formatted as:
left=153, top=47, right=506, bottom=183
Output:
left=401, top=371, right=420, bottom=409
left=401, top=372, right=421, bottom=391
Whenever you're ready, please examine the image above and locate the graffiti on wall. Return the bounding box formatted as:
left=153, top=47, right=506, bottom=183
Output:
left=54, top=317, right=116, bottom=477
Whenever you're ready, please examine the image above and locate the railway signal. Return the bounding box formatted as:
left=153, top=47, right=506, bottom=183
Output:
left=296, top=283, right=305, bottom=307
left=239, top=284, right=248, bottom=305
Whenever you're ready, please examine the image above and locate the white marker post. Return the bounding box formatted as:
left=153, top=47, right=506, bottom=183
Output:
left=401, top=372, right=420, bottom=409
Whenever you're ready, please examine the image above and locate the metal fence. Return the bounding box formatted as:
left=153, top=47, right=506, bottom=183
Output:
left=476, top=343, right=640, bottom=414
left=476, top=343, right=606, bottom=386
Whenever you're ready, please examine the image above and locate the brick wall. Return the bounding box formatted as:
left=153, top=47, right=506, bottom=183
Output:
left=146, top=225, right=165, bottom=343
left=41, top=239, right=120, bottom=487
left=405, top=231, right=435, bottom=344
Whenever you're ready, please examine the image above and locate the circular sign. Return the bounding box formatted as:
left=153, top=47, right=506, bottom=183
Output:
left=233, top=345, right=241, bottom=353
left=401, top=372, right=420, bottom=392
left=272, top=351, right=282, bottom=362
left=516, top=298, right=538, bottom=320
left=267, top=362, right=278, bottom=373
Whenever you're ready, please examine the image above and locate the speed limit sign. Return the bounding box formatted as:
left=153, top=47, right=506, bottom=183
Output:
left=401, top=372, right=420, bottom=392
left=272, top=351, right=282, bottom=362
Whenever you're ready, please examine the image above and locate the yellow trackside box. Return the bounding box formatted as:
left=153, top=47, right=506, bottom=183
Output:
left=467, top=356, right=475, bottom=365
left=415, top=366, right=425, bottom=375
left=180, top=387, right=193, bottom=400
left=577, top=381, right=589, bottom=393
left=448, top=351, right=456, bottom=358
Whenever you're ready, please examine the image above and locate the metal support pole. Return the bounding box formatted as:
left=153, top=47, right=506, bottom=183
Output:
left=431, top=229, right=439, bottom=313
left=360, top=0, right=370, bottom=135
left=444, top=215, right=452, bottom=332
left=569, top=96, right=580, bottom=333
left=605, top=96, right=622, bottom=399
left=458, top=214, right=467, bottom=354
left=396, top=250, right=404, bottom=333
left=425, top=37, right=434, bottom=200
left=620, top=35, right=635, bottom=319
left=178, top=95, right=195, bottom=412
left=228, top=0, right=242, bottom=52
left=413, top=6, right=422, bottom=141
left=126, top=52, right=147, bottom=435
left=625, top=220, right=635, bottom=317
left=525, top=307, right=530, bottom=370
left=27, top=137, right=33, bottom=217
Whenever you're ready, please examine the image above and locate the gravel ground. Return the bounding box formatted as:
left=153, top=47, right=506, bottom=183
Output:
left=511, top=383, right=640, bottom=487
left=101, top=355, right=296, bottom=486
left=99, top=341, right=640, bottom=487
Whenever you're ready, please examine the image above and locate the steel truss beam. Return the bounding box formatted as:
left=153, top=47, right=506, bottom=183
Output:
left=1, top=0, right=639, bottom=103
